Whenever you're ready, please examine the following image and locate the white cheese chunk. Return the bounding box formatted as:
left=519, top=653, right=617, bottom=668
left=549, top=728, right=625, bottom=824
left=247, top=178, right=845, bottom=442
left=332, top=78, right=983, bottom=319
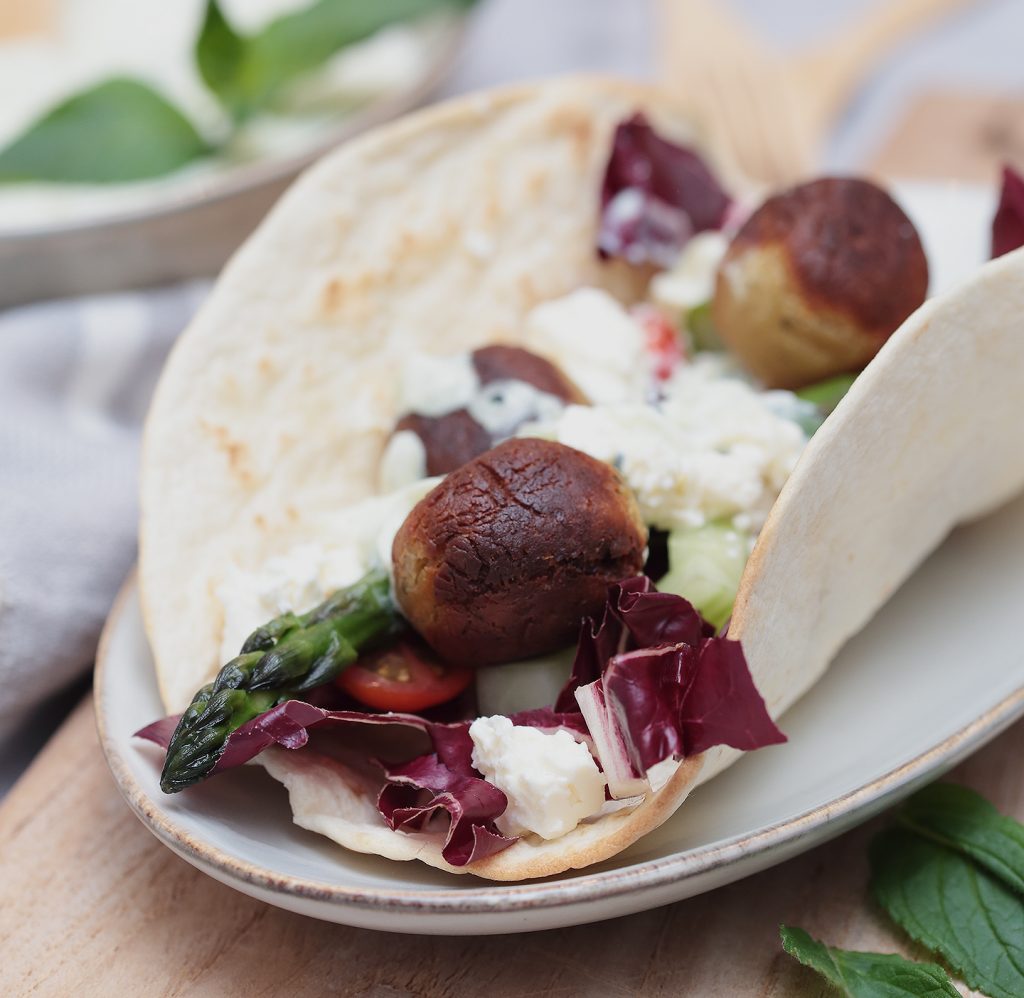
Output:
left=650, top=231, right=729, bottom=317
left=524, top=288, right=649, bottom=405
left=522, top=356, right=806, bottom=532
left=469, top=716, right=606, bottom=840
left=397, top=351, right=479, bottom=417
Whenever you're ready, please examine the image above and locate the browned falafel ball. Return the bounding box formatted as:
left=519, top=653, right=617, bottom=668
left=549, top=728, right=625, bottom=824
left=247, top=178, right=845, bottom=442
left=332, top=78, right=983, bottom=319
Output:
left=712, top=177, right=928, bottom=389
left=391, top=437, right=647, bottom=666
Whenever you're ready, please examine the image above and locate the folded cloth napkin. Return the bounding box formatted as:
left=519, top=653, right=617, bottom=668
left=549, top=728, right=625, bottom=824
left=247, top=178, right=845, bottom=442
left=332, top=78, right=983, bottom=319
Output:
left=0, top=281, right=208, bottom=743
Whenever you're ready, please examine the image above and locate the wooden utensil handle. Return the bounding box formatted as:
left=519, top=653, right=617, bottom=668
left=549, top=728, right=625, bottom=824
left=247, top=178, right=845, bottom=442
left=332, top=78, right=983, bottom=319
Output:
left=797, top=0, right=981, bottom=128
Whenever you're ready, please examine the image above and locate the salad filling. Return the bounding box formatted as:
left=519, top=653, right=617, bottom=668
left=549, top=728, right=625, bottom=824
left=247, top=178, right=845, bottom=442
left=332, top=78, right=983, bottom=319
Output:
left=137, top=95, right=933, bottom=874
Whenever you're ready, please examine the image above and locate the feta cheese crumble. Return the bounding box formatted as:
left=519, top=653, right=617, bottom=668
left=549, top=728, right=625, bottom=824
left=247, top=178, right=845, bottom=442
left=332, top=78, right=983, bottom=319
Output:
left=469, top=716, right=606, bottom=840
left=524, top=288, right=649, bottom=404
left=649, top=231, right=729, bottom=318
left=523, top=357, right=806, bottom=532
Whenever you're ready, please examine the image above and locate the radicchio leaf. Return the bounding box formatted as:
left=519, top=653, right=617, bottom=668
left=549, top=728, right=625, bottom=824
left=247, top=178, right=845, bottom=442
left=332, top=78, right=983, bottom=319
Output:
left=136, top=702, right=514, bottom=866
left=598, top=113, right=731, bottom=268
left=555, top=576, right=710, bottom=711
left=379, top=754, right=514, bottom=866
left=992, top=164, right=1024, bottom=258
left=558, top=577, right=784, bottom=797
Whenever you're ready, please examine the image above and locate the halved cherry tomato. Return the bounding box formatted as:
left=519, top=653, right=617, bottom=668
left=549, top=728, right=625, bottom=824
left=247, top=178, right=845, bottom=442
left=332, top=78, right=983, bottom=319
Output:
left=336, top=637, right=474, bottom=712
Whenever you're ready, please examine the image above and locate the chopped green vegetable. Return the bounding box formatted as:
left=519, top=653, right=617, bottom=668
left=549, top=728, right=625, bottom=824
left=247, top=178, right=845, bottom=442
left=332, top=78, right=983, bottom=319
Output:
left=870, top=827, right=1024, bottom=998
left=795, top=372, right=858, bottom=415
left=657, top=522, right=749, bottom=631
left=780, top=925, right=959, bottom=997
left=0, top=79, right=211, bottom=184
left=685, top=301, right=725, bottom=352
left=160, top=568, right=400, bottom=793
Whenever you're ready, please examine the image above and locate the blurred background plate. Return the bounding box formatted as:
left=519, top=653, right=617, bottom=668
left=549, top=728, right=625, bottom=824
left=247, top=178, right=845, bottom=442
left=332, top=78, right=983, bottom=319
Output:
left=0, top=11, right=467, bottom=309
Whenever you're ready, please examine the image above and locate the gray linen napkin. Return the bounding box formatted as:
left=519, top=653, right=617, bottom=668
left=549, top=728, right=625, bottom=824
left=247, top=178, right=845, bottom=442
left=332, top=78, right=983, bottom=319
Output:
left=0, top=281, right=208, bottom=743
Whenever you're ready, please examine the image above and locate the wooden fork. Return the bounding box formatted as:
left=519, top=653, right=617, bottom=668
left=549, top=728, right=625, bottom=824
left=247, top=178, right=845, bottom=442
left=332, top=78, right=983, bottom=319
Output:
left=658, top=0, right=983, bottom=186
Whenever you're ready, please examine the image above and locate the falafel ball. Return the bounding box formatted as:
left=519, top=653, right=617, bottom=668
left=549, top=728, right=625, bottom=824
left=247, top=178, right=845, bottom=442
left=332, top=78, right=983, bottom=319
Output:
left=392, top=437, right=646, bottom=666
left=712, top=177, right=928, bottom=389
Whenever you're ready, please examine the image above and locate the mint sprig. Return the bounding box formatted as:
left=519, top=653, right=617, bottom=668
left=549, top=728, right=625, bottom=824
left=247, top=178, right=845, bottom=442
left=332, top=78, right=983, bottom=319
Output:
left=871, top=827, right=1024, bottom=998
left=895, top=782, right=1024, bottom=895
left=780, top=925, right=959, bottom=997
left=0, top=79, right=211, bottom=184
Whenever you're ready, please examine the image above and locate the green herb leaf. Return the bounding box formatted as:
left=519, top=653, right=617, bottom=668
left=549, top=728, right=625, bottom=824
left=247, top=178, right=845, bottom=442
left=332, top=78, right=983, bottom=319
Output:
left=896, top=783, right=1024, bottom=896
left=196, top=0, right=250, bottom=121
left=871, top=827, right=1024, bottom=998
left=780, top=925, right=959, bottom=997
left=0, top=78, right=210, bottom=184
left=198, top=0, right=476, bottom=120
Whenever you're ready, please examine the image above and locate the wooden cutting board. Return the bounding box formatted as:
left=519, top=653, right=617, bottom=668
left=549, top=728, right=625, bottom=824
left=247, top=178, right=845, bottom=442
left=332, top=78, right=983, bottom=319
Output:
left=2, top=93, right=1022, bottom=997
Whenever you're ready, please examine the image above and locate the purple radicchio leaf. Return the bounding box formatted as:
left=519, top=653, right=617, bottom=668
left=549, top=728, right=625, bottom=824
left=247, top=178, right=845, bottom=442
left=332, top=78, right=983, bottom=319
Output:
left=555, top=575, right=710, bottom=712
left=598, top=113, right=732, bottom=268
left=378, top=754, right=514, bottom=866
left=136, top=702, right=515, bottom=867
left=992, top=164, right=1024, bottom=258
left=558, top=576, right=785, bottom=796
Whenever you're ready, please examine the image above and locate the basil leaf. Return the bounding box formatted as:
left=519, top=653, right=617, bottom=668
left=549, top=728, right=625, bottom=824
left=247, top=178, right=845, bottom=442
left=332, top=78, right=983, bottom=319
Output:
left=0, top=79, right=210, bottom=184
left=198, top=0, right=476, bottom=120
left=897, top=783, right=1024, bottom=896
left=780, top=925, right=959, bottom=997
left=871, top=828, right=1024, bottom=998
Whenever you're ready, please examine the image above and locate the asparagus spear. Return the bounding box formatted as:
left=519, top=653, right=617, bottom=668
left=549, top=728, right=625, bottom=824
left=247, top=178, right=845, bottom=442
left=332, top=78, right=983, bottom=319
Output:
left=160, top=567, right=400, bottom=793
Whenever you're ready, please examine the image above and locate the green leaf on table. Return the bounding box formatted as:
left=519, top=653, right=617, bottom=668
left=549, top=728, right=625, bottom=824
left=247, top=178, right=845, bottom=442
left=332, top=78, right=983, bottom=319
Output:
left=871, top=827, right=1024, bottom=998
left=0, top=79, right=211, bottom=184
left=197, top=0, right=477, bottom=120
left=780, top=925, right=959, bottom=997
left=896, top=782, right=1024, bottom=896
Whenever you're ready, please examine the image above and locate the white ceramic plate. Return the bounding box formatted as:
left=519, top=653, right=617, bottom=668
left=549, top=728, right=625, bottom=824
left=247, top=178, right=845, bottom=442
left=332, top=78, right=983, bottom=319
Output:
left=95, top=180, right=1024, bottom=935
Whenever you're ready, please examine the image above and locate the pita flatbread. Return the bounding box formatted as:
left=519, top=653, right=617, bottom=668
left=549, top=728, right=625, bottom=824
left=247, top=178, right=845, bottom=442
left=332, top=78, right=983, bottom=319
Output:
left=139, top=76, right=1024, bottom=879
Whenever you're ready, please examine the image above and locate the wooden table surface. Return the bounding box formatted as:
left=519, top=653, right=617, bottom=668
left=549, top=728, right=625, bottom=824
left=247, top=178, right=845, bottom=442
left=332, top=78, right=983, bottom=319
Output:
left=2, top=93, right=1022, bottom=997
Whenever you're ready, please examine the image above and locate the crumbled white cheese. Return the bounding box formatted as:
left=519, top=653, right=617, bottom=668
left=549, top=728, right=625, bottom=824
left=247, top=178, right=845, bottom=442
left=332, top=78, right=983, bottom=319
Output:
left=524, top=288, right=649, bottom=405
left=469, top=716, right=606, bottom=840
left=650, top=231, right=729, bottom=317
left=397, top=351, right=479, bottom=417
left=215, top=478, right=436, bottom=662
left=522, top=357, right=806, bottom=532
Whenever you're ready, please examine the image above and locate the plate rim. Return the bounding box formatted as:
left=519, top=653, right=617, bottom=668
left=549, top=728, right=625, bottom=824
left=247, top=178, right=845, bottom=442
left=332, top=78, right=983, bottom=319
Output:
left=95, top=572, right=1024, bottom=917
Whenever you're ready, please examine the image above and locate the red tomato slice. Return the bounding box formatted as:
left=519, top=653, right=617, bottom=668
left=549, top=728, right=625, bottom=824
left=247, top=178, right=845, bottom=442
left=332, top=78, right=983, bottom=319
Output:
left=337, top=637, right=474, bottom=712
